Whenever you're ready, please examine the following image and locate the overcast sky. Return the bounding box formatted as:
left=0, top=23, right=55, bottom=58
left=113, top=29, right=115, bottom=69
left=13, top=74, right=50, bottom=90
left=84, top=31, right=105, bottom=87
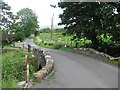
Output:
left=3, top=0, right=63, bottom=28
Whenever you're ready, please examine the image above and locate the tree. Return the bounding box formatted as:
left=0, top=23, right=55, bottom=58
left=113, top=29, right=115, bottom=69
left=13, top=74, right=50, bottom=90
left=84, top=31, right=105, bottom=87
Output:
left=0, top=0, right=17, bottom=47
left=108, top=2, right=120, bottom=43
left=13, top=22, right=25, bottom=41
left=58, top=2, right=120, bottom=56
left=17, top=8, right=39, bottom=37
left=40, top=28, right=51, bottom=33
left=58, top=2, right=120, bottom=49
left=0, top=0, right=16, bottom=30
left=54, top=28, right=66, bottom=33
left=34, top=30, right=39, bottom=36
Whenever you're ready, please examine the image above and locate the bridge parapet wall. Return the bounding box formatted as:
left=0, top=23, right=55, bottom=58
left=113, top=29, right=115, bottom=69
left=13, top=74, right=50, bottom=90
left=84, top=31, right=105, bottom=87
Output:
left=74, top=48, right=120, bottom=62
left=32, top=47, right=54, bottom=80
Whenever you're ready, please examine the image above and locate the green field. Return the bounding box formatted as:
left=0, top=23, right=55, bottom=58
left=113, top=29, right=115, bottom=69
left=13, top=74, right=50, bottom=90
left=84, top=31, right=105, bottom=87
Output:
left=2, top=47, right=37, bottom=88
left=34, top=33, right=92, bottom=51
left=39, top=33, right=74, bottom=47
left=40, top=33, right=72, bottom=41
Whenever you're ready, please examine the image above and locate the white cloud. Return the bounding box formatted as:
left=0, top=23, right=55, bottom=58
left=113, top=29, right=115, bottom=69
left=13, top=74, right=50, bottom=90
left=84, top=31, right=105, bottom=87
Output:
left=3, top=0, right=63, bottom=28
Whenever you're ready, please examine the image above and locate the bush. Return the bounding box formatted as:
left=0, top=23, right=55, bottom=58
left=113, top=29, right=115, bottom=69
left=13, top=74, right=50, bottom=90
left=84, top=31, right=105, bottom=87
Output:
left=43, top=41, right=47, bottom=45
left=14, top=31, right=25, bottom=41
left=62, top=32, right=66, bottom=36
left=41, top=40, right=44, bottom=43
left=73, top=36, right=76, bottom=40
left=34, top=37, right=42, bottom=46
left=53, top=43, right=63, bottom=49
left=105, top=45, right=120, bottom=57
left=44, top=42, right=47, bottom=45
left=48, top=43, right=53, bottom=46
left=34, top=31, right=39, bottom=36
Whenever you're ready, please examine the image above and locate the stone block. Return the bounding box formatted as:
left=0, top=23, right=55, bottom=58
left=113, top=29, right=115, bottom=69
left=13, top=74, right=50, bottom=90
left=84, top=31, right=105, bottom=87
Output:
left=37, top=71, right=44, bottom=80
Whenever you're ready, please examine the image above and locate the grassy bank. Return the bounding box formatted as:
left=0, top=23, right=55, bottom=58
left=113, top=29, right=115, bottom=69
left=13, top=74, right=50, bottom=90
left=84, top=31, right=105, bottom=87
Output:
left=2, top=46, right=37, bottom=88
left=109, top=60, right=120, bottom=67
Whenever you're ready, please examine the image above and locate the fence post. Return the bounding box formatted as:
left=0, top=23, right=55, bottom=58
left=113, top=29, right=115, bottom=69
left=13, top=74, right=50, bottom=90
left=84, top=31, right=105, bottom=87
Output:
left=25, top=55, right=29, bottom=86
left=23, top=44, right=24, bottom=49
left=22, top=44, right=24, bottom=51
left=28, top=45, right=31, bottom=52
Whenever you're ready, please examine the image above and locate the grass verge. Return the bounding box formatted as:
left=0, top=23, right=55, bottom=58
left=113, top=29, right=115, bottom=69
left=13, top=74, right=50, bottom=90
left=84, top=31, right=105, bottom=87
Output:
left=2, top=46, right=37, bottom=88
left=109, top=60, right=120, bottom=67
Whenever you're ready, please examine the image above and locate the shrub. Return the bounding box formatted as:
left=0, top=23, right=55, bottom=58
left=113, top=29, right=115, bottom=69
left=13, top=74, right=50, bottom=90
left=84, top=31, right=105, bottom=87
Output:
left=73, top=36, right=76, bottom=40
left=34, top=31, right=39, bottom=36
left=34, top=37, right=42, bottom=45
left=41, top=40, right=44, bottom=43
left=48, top=43, right=53, bottom=46
left=62, top=32, right=66, bottom=36
left=54, top=43, right=62, bottom=49
left=71, top=38, right=74, bottom=41
left=44, top=43, right=47, bottom=45
left=43, top=41, right=47, bottom=45
left=14, top=31, right=25, bottom=42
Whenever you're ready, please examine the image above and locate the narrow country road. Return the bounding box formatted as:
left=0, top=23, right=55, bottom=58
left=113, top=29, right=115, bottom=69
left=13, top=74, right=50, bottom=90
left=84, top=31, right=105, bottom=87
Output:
left=15, top=37, right=118, bottom=88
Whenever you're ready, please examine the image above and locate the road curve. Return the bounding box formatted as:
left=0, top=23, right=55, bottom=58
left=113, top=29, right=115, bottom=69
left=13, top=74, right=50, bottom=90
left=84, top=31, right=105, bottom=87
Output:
left=16, top=37, right=118, bottom=88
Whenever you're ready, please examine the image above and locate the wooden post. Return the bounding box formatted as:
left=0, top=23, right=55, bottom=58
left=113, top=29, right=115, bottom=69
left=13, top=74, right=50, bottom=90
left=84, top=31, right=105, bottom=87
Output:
left=23, top=44, right=24, bottom=49
left=25, top=55, right=29, bottom=84
left=23, top=44, right=24, bottom=51
left=28, top=45, right=31, bottom=52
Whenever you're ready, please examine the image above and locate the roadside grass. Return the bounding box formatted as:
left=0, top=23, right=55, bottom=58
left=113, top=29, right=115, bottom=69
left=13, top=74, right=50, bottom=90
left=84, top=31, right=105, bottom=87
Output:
left=109, top=60, right=120, bottom=67
left=2, top=47, right=37, bottom=88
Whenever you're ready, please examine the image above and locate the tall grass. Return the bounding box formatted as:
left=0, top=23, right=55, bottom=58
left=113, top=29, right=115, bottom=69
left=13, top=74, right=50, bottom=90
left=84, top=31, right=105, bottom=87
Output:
left=2, top=48, right=37, bottom=88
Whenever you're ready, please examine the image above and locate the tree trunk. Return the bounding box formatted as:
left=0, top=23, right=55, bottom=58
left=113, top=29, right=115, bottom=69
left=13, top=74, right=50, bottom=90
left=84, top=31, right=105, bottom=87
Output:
left=91, top=34, right=99, bottom=49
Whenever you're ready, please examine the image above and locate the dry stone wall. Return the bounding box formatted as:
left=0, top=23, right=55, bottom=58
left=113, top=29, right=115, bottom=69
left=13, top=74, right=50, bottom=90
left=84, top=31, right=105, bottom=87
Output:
left=74, top=48, right=120, bottom=62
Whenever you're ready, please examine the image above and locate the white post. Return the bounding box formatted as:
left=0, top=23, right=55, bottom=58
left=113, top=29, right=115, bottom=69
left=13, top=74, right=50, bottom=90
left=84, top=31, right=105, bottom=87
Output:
left=25, top=55, right=29, bottom=86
